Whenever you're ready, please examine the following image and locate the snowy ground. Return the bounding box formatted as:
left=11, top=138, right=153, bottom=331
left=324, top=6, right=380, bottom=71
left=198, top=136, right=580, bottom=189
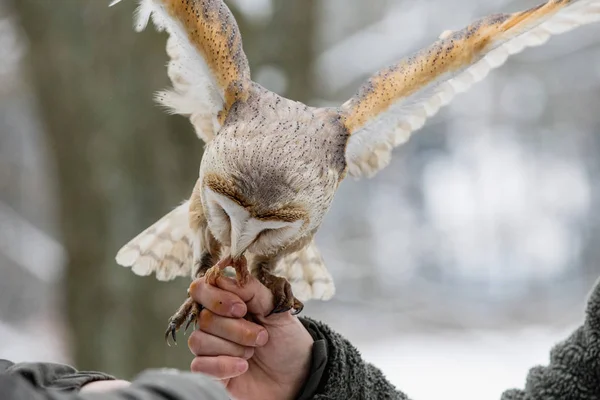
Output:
left=356, top=325, right=577, bottom=400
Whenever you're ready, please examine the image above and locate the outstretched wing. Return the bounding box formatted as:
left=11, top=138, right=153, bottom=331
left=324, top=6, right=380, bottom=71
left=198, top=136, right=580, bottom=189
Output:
left=341, top=0, right=600, bottom=178
left=116, top=201, right=195, bottom=281
left=111, top=0, right=251, bottom=142
left=273, top=241, right=335, bottom=302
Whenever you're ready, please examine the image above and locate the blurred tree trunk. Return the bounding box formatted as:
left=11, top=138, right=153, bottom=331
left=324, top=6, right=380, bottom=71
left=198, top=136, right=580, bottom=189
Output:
left=13, top=0, right=316, bottom=378
left=14, top=0, right=203, bottom=377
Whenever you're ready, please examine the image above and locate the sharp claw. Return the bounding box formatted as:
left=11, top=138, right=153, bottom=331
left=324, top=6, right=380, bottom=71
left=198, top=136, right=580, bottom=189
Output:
left=184, top=315, right=196, bottom=334
left=267, top=306, right=291, bottom=317
left=292, top=300, right=304, bottom=315
left=165, top=323, right=177, bottom=346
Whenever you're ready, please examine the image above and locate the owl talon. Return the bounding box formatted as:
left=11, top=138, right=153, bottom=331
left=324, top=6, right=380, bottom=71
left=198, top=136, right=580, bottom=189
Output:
left=165, top=297, right=201, bottom=346
left=268, top=305, right=290, bottom=316
left=165, top=323, right=178, bottom=346
left=204, top=266, right=223, bottom=286
left=205, top=256, right=234, bottom=286
left=184, top=316, right=195, bottom=334
left=267, top=296, right=304, bottom=316
left=258, top=268, right=304, bottom=317
left=184, top=304, right=202, bottom=333
left=291, top=299, right=304, bottom=315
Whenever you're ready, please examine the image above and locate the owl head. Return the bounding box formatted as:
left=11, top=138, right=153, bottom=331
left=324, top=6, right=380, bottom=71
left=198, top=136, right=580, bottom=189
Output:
left=198, top=93, right=345, bottom=259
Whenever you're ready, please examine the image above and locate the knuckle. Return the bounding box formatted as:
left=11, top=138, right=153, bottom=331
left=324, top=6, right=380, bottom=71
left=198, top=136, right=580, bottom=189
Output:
left=232, top=344, right=246, bottom=359
left=188, top=279, right=202, bottom=300
left=198, top=309, right=214, bottom=331
left=242, top=347, right=254, bottom=359
left=239, top=327, right=257, bottom=345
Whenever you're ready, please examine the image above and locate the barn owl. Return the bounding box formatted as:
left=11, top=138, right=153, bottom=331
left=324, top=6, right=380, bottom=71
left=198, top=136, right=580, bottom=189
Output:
left=110, top=0, right=600, bottom=342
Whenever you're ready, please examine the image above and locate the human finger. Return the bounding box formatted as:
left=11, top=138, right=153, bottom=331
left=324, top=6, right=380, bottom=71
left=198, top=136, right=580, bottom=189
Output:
left=189, top=278, right=247, bottom=318
left=190, top=356, right=248, bottom=380
left=215, top=275, right=275, bottom=317
left=188, top=329, right=255, bottom=359
left=198, top=308, right=269, bottom=347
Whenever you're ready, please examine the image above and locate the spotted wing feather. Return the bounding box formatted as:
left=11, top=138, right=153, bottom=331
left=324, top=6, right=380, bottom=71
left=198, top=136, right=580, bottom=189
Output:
left=273, top=241, right=335, bottom=302
left=116, top=201, right=195, bottom=281
left=111, top=0, right=252, bottom=142
left=341, top=0, right=600, bottom=178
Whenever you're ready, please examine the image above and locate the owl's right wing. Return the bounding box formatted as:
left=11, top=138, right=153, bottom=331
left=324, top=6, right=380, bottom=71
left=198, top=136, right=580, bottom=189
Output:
left=116, top=201, right=195, bottom=281
left=273, top=241, right=335, bottom=302
left=110, top=0, right=252, bottom=142
left=340, top=0, right=600, bottom=178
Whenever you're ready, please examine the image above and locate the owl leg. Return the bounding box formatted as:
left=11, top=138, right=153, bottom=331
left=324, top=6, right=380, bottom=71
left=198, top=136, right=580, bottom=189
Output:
left=253, top=260, right=304, bottom=316
left=231, top=256, right=251, bottom=286
left=204, top=255, right=251, bottom=286
left=204, top=255, right=233, bottom=286
left=164, top=252, right=216, bottom=345
left=164, top=297, right=199, bottom=346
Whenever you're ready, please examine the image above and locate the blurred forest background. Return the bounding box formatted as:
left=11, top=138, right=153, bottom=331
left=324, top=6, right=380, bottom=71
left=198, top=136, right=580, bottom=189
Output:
left=1, top=0, right=600, bottom=399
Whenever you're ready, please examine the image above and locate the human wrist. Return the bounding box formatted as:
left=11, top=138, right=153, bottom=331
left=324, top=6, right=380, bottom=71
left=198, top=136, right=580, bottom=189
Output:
left=285, top=317, right=316, bottom=400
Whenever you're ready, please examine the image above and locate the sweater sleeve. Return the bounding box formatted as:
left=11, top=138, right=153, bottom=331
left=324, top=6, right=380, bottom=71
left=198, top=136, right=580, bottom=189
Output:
left=0, top=366, right=230, bottom=400
left=0, top=359, right=116, bottom=392
left=501, top=279, right=600, bottom=400
left=297, top=317, right=411, bottom=400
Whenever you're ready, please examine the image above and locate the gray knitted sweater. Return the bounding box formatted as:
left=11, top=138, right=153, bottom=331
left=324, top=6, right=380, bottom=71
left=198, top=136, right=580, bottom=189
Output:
left=2, top=281, right=600, bottom=400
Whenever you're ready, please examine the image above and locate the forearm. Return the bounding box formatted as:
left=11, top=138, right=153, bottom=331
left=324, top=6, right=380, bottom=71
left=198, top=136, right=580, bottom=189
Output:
left=298, top=318, right=410, bottom=400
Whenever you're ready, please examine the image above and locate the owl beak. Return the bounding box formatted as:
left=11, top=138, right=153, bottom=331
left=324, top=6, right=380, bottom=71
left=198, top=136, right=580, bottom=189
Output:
left=227, top=210, right=257, bottom=260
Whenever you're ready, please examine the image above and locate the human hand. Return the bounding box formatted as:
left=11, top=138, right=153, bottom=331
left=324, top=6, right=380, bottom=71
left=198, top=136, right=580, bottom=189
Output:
left=187, top=275, right=314, bottom=400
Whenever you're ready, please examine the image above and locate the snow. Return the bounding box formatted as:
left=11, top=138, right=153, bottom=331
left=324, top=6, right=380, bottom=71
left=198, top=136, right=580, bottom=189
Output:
left=357, top=326, right=577, bottom=400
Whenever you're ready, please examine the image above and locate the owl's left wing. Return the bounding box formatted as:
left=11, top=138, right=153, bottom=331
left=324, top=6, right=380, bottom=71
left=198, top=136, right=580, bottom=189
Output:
left=110, top=0, right=251, bottom=143
left=340, top=0, right=600, bottom=178
left=272, top=241, right=335, bottom=302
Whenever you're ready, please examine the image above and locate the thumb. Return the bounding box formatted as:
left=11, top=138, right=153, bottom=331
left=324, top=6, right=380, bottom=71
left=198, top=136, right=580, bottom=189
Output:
left=215, top=275, right=275, bottom=317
